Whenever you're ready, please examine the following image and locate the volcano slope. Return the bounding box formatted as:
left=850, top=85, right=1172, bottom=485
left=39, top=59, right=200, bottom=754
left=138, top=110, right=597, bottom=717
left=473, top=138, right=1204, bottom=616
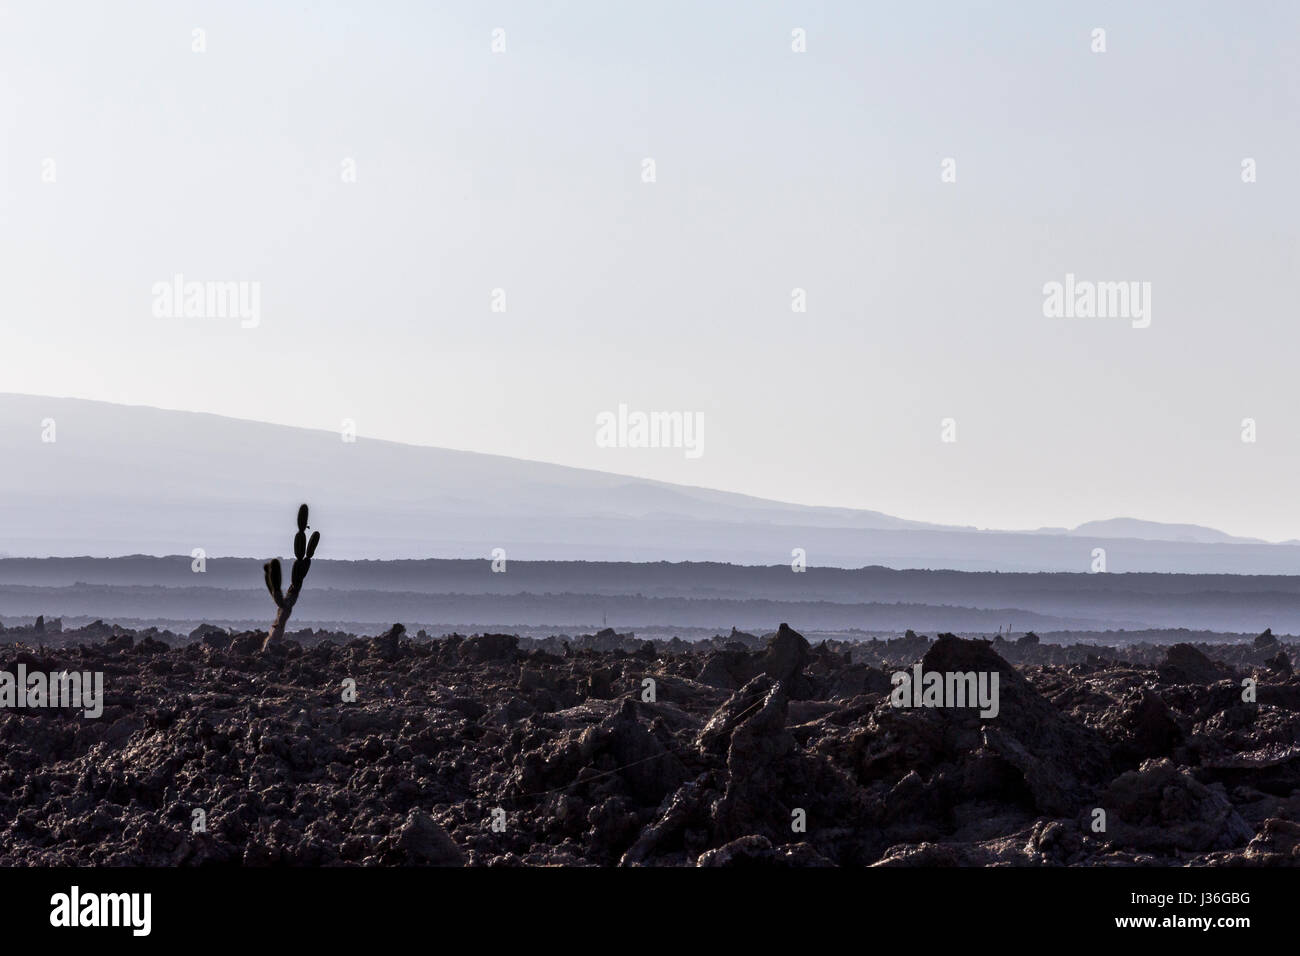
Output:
left=0, top=619, right=1297, bottom=866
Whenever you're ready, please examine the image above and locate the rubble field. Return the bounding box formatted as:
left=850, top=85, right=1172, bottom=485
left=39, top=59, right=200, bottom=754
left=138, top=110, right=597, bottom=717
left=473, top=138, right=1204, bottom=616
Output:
left=1, top=618, right=1298, bottom=866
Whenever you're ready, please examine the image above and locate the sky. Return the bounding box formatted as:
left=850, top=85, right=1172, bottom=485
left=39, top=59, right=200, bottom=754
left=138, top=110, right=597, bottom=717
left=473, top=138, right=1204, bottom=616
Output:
left=1, top=0, right=1298, bottom=540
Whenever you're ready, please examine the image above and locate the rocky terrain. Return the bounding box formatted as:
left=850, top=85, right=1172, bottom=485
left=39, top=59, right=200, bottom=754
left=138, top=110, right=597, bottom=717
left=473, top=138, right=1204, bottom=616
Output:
left=1, top=618, right=1298, bottom=866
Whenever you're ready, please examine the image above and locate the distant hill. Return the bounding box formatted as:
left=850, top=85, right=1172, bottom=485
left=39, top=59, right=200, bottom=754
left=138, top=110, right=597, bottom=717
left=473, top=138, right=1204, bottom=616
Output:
left=3, top=557, right=1299, bottom=637
left=1067, top=518, right=1265, bottom=545
left=2, top=393, right=1297, bottom=572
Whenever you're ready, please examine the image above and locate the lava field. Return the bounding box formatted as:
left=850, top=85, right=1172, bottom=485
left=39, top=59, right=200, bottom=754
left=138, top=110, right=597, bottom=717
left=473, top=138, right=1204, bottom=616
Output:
left=1, top=619, right=1297, bottom=866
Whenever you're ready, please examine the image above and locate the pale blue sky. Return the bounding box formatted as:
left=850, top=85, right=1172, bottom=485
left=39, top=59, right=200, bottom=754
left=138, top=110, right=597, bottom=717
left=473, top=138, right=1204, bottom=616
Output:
left=2, top=1, right=1297, bottom=538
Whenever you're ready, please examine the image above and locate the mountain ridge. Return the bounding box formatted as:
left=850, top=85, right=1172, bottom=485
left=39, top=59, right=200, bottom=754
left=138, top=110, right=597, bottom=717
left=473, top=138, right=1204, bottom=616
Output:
left=1, top=393, right=1294, bottom=571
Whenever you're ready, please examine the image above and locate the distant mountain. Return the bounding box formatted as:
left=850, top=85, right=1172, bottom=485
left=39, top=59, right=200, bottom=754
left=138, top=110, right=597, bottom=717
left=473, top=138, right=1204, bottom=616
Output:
left=1067, top=518, right=1265, bottom=545
left=1, top=393, right=1297, bottom=572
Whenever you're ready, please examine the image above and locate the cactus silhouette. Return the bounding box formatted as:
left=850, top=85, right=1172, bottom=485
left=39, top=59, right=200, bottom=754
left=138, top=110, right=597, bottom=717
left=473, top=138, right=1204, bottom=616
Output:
left=261, top=503, right=321, bottom=650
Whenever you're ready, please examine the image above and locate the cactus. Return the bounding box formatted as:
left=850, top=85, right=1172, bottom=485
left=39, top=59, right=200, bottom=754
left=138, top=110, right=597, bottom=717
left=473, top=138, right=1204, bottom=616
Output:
left=261, top=503, right=321, bottom=650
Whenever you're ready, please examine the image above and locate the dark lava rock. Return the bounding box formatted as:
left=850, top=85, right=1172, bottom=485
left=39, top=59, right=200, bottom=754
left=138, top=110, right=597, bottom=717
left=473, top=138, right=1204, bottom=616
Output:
left=697, top=675, right=777, bottom=757
left=1254, top=628, right=1279, bottom=649
left=696, top=623, right=813, bottom=698
left=760, top=623, right=811, bottom=695
left=697, top=650, right=753, bottom=690
left=856, top=635, right=1112, bottom=818
left=397, top=809, right=465, bottom=865
left=577, top=699, right=689, bottom=804
left=191, top=623, right=226, bottom=640
left=371, top=623, right=405, bottom=662
left=1242, top=818, right=1300, bottom=864
left=696, top=835, right=833, bottom=867
left=1159, top=643, right=1231, bottom=685
left=1099, top=758, right=1253, bottom=853
left=1265, top=650, right=1292, bottom=677
left=460, top=634, right=518, bottom=663
left=1104, top=688, right=1184, bottom=767
left=195, top=625, right=232, bottom=651
left=722, top=628, right=762, bottom=651
left=229, top=632, right=263, bottom=655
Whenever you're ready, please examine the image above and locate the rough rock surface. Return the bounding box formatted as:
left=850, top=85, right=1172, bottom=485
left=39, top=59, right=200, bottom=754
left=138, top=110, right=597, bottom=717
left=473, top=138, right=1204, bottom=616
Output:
left=0, top=620, right=1296, bottom=866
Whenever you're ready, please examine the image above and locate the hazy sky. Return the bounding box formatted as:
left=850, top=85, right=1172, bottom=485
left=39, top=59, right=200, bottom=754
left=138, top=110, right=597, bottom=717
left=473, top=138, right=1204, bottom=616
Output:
left=2, top=1, right=1298, bottom=539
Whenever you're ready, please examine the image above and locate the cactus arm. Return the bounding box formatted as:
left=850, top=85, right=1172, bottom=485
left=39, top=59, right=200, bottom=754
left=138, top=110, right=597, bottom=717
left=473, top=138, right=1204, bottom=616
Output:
left=263, top=561, right=284, bottom=608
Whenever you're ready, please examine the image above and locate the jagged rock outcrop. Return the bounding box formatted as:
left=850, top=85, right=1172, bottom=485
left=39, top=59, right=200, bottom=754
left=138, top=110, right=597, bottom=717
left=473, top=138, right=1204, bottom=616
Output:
left=1099, top=759, right=1253, bottom=852
left=1255, top=628, right=1279, bottom=649
left=1265, top=650, right=1292, bottom=677
left=855, top=635, right=1112, bottom=819
left=397, top=808, right=465, bottom=865
left=1159, top=643, right=1233, bottom=685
